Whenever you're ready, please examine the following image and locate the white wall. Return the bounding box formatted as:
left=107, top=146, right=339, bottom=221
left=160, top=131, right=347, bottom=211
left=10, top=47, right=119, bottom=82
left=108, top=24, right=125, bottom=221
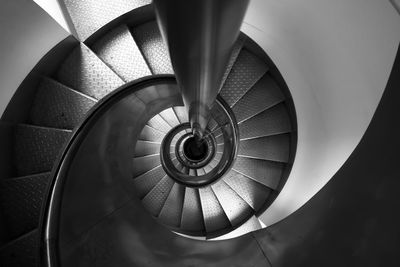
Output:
left=241, top=0, right=400, bottom=226
left=0, top=0, right=69, bottom=117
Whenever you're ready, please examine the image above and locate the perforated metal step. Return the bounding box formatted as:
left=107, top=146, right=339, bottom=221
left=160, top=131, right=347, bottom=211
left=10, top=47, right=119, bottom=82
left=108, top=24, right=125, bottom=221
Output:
left=30, top=77, right=96, bottom=130
left=180, top=188, right=205, bottom=233
left=62, top=0, right=151, bottom=40
left=0, top=230, right=38, bottom=267
left=92, top=24, right=151, bottom=82
left=0, top=173, right=50, bottom=239
left=238, top=134, right=290, bottom=162
left=158, top=183, right=185, bottom=227
left=132, top=154, right=161, bottom=177
left=133, top=165, right=166, bottom=198
left=56, top=43, right=124, bottom=100
left=131, top=21, right=173, bottom=74
left=142, top=175, right=174, bottom=216
left=14, top=125, right=71, bottom=176
left=232, top=74, right=286, bottom=123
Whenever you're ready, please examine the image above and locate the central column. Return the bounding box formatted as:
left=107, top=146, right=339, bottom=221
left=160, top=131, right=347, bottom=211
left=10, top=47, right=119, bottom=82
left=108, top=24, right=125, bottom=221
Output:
left=153, top=0, right=249, bottom=138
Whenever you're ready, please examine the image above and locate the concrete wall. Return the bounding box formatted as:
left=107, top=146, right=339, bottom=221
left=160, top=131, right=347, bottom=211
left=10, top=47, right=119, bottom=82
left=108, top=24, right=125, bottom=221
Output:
left=0, top=0, right=69, bottom=117
left=240, top=0, right=400, bottom=226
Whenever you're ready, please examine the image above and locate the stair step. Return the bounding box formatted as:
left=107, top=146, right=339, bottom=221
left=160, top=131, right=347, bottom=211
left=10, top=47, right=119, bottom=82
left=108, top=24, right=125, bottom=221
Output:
left=147, top=114, right=173, bottom=134
left=232, top=74, right=285, bottom=123
left=14, top=125, right=71, bottom=176
left=30, top=77, right=96, bottom=130
left=158, top=183, right=185, bottom=228
left=132, top=154, right=161, bottom=177
left=180, top=188, right=205, bottom=233
left=220, top=34, right=246, bottom=90
left=131, top=21, right=173, bottom=74
left=139, top=125, right=165, bottom=143
left=199, top=186, right=231, bottom=234
left=56, top=43, right=124, bottom=100
left=172, top=106, right=188, bottom=123
left=239, top=103, right=292, bottom=140
left=62, top=0, right=151, bottom=40
left=223, top=170, right=272, bottom=210
left=159, top=108, right=181, bottom=128
left=233, top=157, right=284, bottom=190
left=211, top=180, right=253, bottom=227
left=219, top=49, right=268, bottom=107
left=0, top=173, right=50, bottom=239
left=92, top=24, right=151, bottom=82
left=134, top=140, right=161, bottom=157
left=0, top=229, right=38, bottom=267
left=133, top=165, right=166, bottom=198
left=238, top=134, right=290, bottom=163
left=142, top=175, right=174, bottom=216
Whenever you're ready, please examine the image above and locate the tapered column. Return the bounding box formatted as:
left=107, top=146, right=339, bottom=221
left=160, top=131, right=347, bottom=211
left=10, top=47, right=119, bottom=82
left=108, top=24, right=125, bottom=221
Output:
left=153, top=0, right=249, bottom=138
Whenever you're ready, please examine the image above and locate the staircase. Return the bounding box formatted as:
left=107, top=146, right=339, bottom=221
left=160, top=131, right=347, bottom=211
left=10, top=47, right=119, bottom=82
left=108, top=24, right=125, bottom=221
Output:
left=0, top=2, right=296, bottom=266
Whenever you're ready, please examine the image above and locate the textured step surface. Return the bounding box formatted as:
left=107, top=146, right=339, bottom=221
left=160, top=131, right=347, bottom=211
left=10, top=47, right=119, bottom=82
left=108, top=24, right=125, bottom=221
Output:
left=146, top=114, right=172, bottom=134
left=211, top=181, right=253, bottom=226
left=159, top=108, right=180, bottom=127
left=92, top=24, right=151, bottom=82
left=223, top=170, right=272, bottom=210
left=30, top=78, right=96, bottom=130
left=238, top=134, right=290, bottom=162
left=131, top=21, right=173, bottom=74
left=158, top=183, right=185, bottom=228
left=233, top=157, right=283, bottom=190
left=142, top=175, right=174, bottom=216
left=199, top=187, right=231, bottom=234
left=239, top=104, right=292, bottom=140
left=180, top=188, right=205, bottom=233
left=219, top=49, right=268, bottom=107
left=220, top=34, right=246, bottom=90
left=132, top=154, right=161, bottom=177
left=139, top=125, right=165, bottom=143
left=56, top=43, right=124, bottom=100
left=133, top=165, right=166, bottom=198
left=14, top=125, right=71, bottom=176
left=232, top=74, right=285, bottom=123
left=0, top=173, right=50, bottom=239
left=0, top=230, right=38, bottom=267
left=172, top=106, right=188, bottom=123
left=62, top=0, right=151, bottom=40
left=134, top=141, right=161, bottom=157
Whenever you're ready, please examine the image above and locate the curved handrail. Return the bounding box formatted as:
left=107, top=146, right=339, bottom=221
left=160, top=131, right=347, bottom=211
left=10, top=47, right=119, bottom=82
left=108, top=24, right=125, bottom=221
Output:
left=39, top=75, right=175, bottom=266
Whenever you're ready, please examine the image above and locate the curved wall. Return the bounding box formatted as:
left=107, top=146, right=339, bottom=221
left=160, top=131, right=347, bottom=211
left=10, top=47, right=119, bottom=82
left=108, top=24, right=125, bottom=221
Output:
left=0, top=0, right=69, bottom=117
left=241, top=0, right=400, bottom=226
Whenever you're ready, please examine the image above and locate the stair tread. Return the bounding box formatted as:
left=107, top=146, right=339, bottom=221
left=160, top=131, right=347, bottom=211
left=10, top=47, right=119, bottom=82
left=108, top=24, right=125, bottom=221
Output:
left=131, top=21, right=173, bottom=74
left=30, top=77, right=96, bottom=130
left=211, top=180, right=253, bottom=227
left=56, top=43, right=124, bottom=100
left=172, top=106, right=188, bottom=123
left=133, top=165, right=166, bottom=198
left=159, top=108, right=181, bottom=128
left=199, top=186, right=231, bottom=234
left=147, top=114, right=173, bottom=134
left=0, top=173, right=50, bottom=239
left=223, top=170, right=272, bottom=210
left=232, top=74, right=285, bottom=123
left=220, top=49, right=268, bottom=107
left=238, top=134, right=291, bottom=163
left=62, top=0, right=151, bottom=40
left=132, top=154, right=161, bottom=177
left=139, top=125, right=165, bottom=143
left=142, top=175, right=174, bottom=216
left=219, top=34, right=246, bottom=90
left=158, top=182, right=185, bottom=228
left=0, top=229, right=38, bottom=267
left=92, top=24, right=151, bottom=82
left=14, top=124, right=71, bottom=176
left=239, top=103, right=292, bottom=140
left=134, top=140, right=161, bottom=157
left=180, top=188, right=205, bottom=233
left=233, top=157, right=284, bottom=190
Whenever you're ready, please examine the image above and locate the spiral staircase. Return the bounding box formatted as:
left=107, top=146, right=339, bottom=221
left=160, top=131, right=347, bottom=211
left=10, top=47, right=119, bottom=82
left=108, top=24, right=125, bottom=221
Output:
left=1, top=1, right=400, bottom=266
